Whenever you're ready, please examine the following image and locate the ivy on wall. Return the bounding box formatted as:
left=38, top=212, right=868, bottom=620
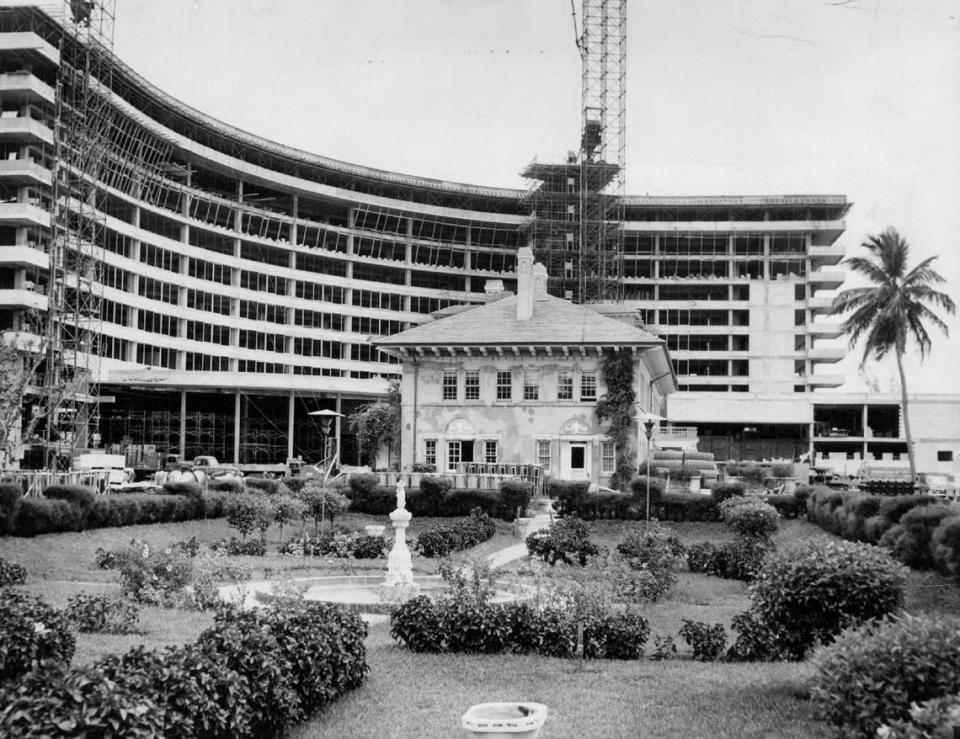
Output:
left=595, top=349, right=637, bottom=490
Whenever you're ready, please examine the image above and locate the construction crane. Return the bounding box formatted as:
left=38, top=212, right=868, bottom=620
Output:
left=523, top=0, right=626, bottom=304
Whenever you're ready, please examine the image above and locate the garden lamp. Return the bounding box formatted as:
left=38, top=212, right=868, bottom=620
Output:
left=308, top=409, right=345, bottom=530
left=636, top=412, right=665, bottom=529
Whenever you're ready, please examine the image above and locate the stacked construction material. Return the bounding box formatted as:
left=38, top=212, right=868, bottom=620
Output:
left=651, top=449, right=719, bottom=490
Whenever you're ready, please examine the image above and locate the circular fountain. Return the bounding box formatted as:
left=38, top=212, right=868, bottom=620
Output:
left=220, top=480, right=522, bottom=617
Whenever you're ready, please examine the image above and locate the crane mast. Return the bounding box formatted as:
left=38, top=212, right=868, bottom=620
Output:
left=523, top=0, right=627, bottom=304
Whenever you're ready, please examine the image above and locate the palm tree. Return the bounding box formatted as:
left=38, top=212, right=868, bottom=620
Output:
left=829, top=227, right=955, bottom=483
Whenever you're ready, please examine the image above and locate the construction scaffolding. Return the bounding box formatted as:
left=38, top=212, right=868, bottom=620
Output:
left=44, top=0, right=117, bottom=457
left=523, top=0, right=626, bottom=304
left=40, top=1, right=180, bottom=460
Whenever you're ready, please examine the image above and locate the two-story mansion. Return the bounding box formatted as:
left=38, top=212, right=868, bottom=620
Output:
left=373, top=248, right=677, bottom=486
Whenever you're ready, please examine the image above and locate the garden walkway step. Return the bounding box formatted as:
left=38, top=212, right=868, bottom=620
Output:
left=485, top=512, right=552, bottom=570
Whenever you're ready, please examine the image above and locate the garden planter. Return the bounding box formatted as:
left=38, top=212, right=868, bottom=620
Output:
left=364, top=525, right=385, bottom=537
left=462, top=702, right=547, bottom=738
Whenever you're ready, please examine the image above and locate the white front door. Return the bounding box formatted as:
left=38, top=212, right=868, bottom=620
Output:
left=560, top=441, right=590, bottom=481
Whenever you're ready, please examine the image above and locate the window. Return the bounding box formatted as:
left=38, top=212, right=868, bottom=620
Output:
left=442, top=370, right=458, bottom=401
left=601, top=440, right=616, bottom=475
left=424, top=440, right=437, bottom=467
left=581, top=371, right=597, bottom=401
left=447, top=440, right=462, bottom=470
left=523, top=371, right=540, bottom=401
left=938, top=450, right=954, bottom=462
left=557, top=371, right=573, bottom=401
left=496, top=371, right=512, bottom=401
left=536, top=439, right=551, bottom=468
left=464, top=371, right=480, bottom=401
left=484, top=440, right=497, bottom=464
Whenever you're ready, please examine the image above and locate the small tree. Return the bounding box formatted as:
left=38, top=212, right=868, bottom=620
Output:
left=272, top=494, right=307, bottom=546
left=225, top=494, right=261, bottom=540
left=347, top=379, right=401, bottom=468
left=299, top=478, right=350, bottom=532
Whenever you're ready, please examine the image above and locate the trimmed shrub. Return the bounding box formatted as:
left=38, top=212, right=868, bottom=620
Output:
left=440, top=488, right=501, bottom=517
left=629, top=475, right=666, bottom=506
left=658, top=491, right=720, bottom=522
left=549, top=479, right=592, bottom=515
left=0, top=661, right=163, bottom=737
left=500, top=478, right=534, bottom=520
left=0, top=557, right=26, bottom=586
left=280, top=531, right=386, bottom=559
left=99, top=644, right=252, bottom=739
left=0, top=482, right=22, bottom=535
left=722, top=499, right=779, bottom=540
left=389, top=594, right=649, bottom=659
left=526, top=516, right=600, bottom=566
left=932, top=515, right=960, bottom=578
left=116, top=541, right=195, bottom=607
left=710, top=481, right=745, bottom=506
left=879, top=503, right=960, bottom=570
left=207, top=476, right=244, bottom=493
left=13, top=497, right=79, bottom=536
left=0, top=590, right=76, bottom=683
left=679, top=620, right=726, bottom=661
left=244, top=477, right=280, bottom=495
left=65, top=594, right=141, bottom=634
left=877, top=494, right=937, bottom=524
left=878, top=693, right=960, bottom=739
left=43, top=484, right=97, bottom=512
left=212, top=536, right=267, bottom=556
left=616, top=523, right=684, bottom=583
left=811, top=613, right=960, bottom=739
left=419, top=474, right=453, bottom=516
left=766, top=493, right=802, bottom=519
left=415, top=508, right=496, bottom=558
left=750, top=539, right=907, bottom=659
left=726, top=610, right=785, bottom=662
left=347, top=472, right=380, bottom=499
left=196, top=601, right=369, bottom=736
left=162, top=480, right=204, bottom=499
left=280, top=477, right=309, bottom=494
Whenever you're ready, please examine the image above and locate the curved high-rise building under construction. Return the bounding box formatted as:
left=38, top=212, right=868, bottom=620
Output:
left=0, top=4, right=850, bottom=468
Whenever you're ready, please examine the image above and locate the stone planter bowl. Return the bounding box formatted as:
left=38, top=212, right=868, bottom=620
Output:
left=364, top=525, right=386, bottom=537
left=462, top=702, right=547, bottom=738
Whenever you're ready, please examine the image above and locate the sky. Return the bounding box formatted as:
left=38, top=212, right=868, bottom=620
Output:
left=110, top=0, right=960, bottom=394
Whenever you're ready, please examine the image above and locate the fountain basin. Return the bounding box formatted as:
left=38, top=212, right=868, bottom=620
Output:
left=223, top=574, right=519, bottom=615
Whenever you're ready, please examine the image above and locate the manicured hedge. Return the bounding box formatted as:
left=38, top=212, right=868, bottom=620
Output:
left=806, top=487, right=960, bottom=574
left=414, top=508, right=497, bottom=558
left=391, top=595, right=649, bottom=659
left=0, top=600, right=369, bottom=738
left=2, top=489, right=228, bottom=537
left=345, top=476, right=528, bottom=521
left=811, top=613, right=960, bottom=738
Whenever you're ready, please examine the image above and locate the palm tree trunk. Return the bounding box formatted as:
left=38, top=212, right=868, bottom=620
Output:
left=894, top=348, right=917, bottom=485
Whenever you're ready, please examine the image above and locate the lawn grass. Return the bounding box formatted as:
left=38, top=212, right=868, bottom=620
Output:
left=290, top=621, right=820, bottom=739
left=2, top=510, right=957, bottom=737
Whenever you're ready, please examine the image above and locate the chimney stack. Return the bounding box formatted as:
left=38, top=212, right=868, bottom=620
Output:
left=516, top=247, right=534, bottom=320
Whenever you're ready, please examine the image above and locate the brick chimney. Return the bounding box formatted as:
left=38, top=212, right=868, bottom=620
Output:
left=516, top=247, right=534, bottom=320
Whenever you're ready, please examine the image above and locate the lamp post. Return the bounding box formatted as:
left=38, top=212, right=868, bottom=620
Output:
left=636, top=412, right=665, bottom=530
left=308, top=409, right=344, bottom=529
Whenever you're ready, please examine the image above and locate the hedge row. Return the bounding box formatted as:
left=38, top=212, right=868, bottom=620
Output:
left=806, top=488, right=960, bottom=576
left=414, top=508, right=497, bottom=558
left=0, top=483, right=228, bottom=537
left=0, top=600, right=368, bottom=737
left=390, top=595, right=649, bottom=660
left=346, top=474, right=532, bottom=521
